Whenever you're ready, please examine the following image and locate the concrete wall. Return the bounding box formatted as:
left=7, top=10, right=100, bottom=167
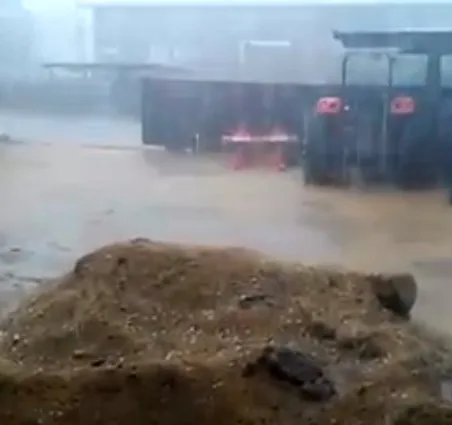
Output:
left=90, top=3, right=452, bottom=84
left=91, top=5, right=336, bottom=83
left=31, top=8, right=93, bottom=64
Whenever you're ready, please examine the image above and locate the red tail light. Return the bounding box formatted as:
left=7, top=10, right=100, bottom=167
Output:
left=390, top=96, right=415, bottom=115
left=315, top=97, right=342, bottom=115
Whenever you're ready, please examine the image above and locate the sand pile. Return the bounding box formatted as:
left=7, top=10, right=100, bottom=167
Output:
left=0, top=239, right=450, bottom=425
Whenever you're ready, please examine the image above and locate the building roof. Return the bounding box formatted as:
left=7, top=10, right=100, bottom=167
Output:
left=78, top=0, right=449, bottom=7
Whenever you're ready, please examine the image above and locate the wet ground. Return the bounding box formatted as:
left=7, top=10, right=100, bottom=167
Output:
left=0, top=111, right=140, bottom=147
left=0, top=112, right=452, bottom=334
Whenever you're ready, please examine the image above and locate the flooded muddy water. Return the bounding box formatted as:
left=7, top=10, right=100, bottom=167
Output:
left=0, top=138, right=450, bottom=332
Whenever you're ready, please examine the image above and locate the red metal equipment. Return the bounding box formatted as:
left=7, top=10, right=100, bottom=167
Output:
left=222, top=125, right=298, bottom=171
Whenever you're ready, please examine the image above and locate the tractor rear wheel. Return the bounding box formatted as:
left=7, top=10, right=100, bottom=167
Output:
left=303, top=118, right=331, bottom=185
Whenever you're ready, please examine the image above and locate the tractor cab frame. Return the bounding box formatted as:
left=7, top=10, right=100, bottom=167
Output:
left=304, top=29, right=452, bottom=188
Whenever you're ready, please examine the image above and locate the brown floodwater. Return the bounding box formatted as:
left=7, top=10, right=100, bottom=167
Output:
left=0, top=135, right=450, bottom=332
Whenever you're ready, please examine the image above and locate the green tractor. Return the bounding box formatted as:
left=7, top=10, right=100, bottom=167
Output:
left=304, top=29, right=452, bottom=189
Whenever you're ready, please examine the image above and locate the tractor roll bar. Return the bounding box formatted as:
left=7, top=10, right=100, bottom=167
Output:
left=333, top=29, right=452, bottom=54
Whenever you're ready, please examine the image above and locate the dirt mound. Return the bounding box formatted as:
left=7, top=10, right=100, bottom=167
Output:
left=0, top=239, right=450, bottom=425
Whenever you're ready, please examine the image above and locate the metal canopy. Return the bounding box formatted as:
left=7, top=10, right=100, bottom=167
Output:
left=333, top=29, right=452, bottom=54
left=42, top=62, right=191, bottom=76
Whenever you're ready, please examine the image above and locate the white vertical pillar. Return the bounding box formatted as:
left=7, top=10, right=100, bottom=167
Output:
left=76, top=6, right=94, bottom=62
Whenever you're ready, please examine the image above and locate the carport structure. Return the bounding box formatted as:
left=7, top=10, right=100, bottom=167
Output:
left=42, top=61, right=192, bottom=117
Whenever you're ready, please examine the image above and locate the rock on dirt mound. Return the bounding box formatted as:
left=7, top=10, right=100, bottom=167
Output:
left=0, top=239, right=450, bottom=425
